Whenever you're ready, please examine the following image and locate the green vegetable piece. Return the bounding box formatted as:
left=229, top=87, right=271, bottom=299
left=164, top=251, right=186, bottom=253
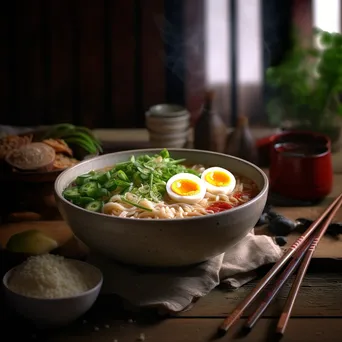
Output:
left=104, top=179, right=117, bottom=191
left=160, top=148, right=169, bottom=159
left=75, top=174, right=92, bottom=186
left=116, top=170, right=129, bottom=181
left=98, top=188, right=110, bottom=197
left=185, top=169, right=201, bottom=177
left=121, top=196, right=152, bottom=212
left=66, top=150, right=194, bottom=204
left=92, top=171, right=111, bottom=184
left=63, top=187, right=80, bottom=200
left=133, top=172, right=142, bottom=186
left=85, top=200, right=103, bottom=212
left=169, top=158, right=186, bottom=164
left=115, top=179, right=131, bottom=187
left=80, top=181, right=101, bottom=198
left=113, top=161, right=131, bottom=171
left=155, top=182, right=166, bottom=194
left=140, top=173, right=149, bottom=180
left=78, top=196, right=95, bottom=205
left=120, top=182, right=133, bottom=195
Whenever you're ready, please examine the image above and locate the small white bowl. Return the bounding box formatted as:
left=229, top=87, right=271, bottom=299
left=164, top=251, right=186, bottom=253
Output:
left=146, top=118, right=189, bottom=134
left=146, top=111, right=190, bottom=124
left=148, top=129, right=190, bottom=148
left=148, top=104, right=189, bottom=118
left=2, top=259, right=103, bottom=328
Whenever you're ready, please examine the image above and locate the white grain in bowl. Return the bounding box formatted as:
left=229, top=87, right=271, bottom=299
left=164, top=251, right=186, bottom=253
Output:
left=7, top=254, right=100, bottom=299
left=3, top=254, right=103, bottom=327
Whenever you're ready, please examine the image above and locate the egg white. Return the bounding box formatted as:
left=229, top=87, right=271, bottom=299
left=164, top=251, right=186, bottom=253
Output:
left=201, top=166, right=236, bottom=195
left=166, top=173, right=207, bottom=204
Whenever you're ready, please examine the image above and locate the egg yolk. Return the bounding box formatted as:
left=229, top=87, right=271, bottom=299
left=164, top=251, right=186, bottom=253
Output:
left=205, top=170, right=230, bottom=187
left=171, top=179, right=201, bottom=196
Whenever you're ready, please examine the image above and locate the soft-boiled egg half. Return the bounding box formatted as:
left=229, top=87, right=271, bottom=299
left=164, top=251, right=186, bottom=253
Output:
left=166, top=173, right=206, bottom=204
left=201, top=166, right=236, bottom=195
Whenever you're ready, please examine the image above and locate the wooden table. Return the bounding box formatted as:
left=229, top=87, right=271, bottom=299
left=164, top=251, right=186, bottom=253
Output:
left=1, top=176, right=342, bottom=341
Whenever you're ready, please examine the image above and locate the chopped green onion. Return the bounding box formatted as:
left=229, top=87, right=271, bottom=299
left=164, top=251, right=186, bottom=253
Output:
left=63, top=187, right=80, bottom=200
left=92, top=171, right=111, bottom=184
left=77, top=196, right=95, bottom=206
left=169, top=158, right=186, bottom=164
left=75, top=174, right=92, bottom=186
left=85, top=200, right=103, bottom=212
left=160, top=148, right=169, bottom=158
left=80, top=182, right=101, bottom=198
left=116, top=170, right=129, bottom=181
left=115, top=179, right=131, bottom=187
left=63, top=149, right=201, bottom=210
left=104, top=179, right=117, bottom=191
left=121, top=196, right=152, bottom=212
left=98, top=188, right=110, bottom=197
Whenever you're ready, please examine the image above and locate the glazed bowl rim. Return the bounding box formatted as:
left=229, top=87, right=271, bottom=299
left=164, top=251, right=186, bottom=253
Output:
left=54, top=148, right=269, bottom=222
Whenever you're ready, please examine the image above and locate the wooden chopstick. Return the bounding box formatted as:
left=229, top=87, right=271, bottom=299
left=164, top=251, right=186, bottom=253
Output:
left=218, top=193, right=342, bottom=335
left=276, top=194, right=342, bottom=336
left=243, top=234, right=315, bottom=330
left=243, top=197, right=340, bottom=331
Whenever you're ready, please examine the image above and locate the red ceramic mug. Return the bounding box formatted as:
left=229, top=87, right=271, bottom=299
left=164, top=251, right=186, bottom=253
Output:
left=269, top=131, right=333, bottom=201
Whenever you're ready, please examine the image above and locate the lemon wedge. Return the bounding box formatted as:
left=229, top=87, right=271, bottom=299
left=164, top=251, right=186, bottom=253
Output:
left=6, top=230, right=58, bottom=255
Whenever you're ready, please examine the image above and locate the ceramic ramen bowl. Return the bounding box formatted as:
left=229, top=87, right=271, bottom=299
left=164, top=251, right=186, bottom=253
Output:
left=54, top=149, right=268, bottom=267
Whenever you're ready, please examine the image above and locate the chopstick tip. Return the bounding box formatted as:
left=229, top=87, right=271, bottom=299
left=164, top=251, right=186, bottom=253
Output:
left=275, top=327, right=285, bottom=338
left=217, top=327, right=228, bottom=337
left=242, top=324, right=252, bottom=333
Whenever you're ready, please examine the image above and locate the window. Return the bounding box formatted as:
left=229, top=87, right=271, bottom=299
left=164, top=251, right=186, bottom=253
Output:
left=204, top=0, right=342, bottom=126
left=313, top=0, right=340, bottom=33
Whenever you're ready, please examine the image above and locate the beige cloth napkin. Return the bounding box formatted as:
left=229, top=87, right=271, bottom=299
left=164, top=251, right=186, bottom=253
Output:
left=87, top=232, right=283, bottom=313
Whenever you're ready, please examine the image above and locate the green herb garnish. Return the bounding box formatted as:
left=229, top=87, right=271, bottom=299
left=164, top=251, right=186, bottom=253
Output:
left=62, top=148, right=201, bottom=211
left=121, top=196, right=153, bottom=212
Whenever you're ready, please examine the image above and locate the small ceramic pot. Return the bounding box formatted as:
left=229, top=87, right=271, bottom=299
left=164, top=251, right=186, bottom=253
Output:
left=269, top=131, right=333, bottom=200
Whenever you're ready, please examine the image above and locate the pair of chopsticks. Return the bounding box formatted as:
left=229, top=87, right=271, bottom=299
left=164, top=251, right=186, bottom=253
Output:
left=218, top=192, right=342, bottom=337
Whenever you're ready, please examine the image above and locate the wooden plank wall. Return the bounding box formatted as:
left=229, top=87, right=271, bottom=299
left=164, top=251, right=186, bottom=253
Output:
left=0, top=0, right=206, bottom=128
left=0, top=0, right=311, bottom=129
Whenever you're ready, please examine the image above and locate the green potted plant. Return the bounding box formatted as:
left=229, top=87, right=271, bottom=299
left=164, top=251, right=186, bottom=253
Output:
left=266, top=28, right=342, bottom=151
